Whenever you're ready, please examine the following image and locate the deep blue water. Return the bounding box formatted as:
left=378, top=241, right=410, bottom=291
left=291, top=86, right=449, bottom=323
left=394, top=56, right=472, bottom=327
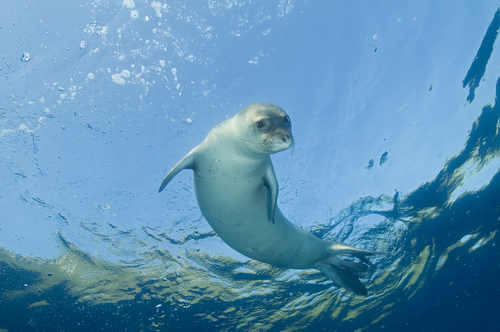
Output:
left=1, top=1, right=500, bottom=331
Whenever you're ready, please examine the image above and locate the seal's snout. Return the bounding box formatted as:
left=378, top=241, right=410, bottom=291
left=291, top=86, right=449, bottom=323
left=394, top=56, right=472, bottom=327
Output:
left=272, top=126, right=292, bottom=142
left=268, top=127, right=293, bottom=152
left=281, top=130, right=292, bottom=143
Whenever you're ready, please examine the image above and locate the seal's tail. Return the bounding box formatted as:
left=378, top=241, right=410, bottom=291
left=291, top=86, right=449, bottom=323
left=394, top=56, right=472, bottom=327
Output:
left=315, top=242, right=384, bottom=296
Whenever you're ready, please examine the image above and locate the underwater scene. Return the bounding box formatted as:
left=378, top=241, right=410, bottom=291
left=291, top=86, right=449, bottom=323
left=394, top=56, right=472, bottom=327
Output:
left=1, top=1, right=499, bottom=331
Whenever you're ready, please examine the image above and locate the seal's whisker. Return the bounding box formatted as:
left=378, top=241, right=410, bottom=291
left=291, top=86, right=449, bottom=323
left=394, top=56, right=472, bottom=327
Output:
left=238, top=138, right=261, bottom=144
left=238, top=138, right=268, bottom=150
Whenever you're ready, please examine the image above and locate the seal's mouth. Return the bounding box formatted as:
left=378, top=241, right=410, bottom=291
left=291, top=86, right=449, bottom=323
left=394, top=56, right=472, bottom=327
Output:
left=262, top=130, right=294, bottom=153
left=264, top=140, right=293, bottom=153
left=238, top=131, right=293, bottom=154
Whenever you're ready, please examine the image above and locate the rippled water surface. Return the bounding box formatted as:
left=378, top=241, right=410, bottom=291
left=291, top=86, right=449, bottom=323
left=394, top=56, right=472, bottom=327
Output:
left=1, top=1, right=499, bottom=331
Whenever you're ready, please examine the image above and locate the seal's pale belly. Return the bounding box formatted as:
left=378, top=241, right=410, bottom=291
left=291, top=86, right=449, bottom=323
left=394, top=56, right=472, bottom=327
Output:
left=193, top=162, right=328, bottom=269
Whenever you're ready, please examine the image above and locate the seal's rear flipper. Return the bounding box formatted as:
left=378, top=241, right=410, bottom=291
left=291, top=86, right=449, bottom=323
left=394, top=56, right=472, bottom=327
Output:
left=158, top=151, right=196, bottom=193
left=316, top=262, right=368, bottom=296
left=313, top=242, right=384, bottom=295
left=337, top=261, right=370, bottom=273
left=327, top=242, right=384, bottom=268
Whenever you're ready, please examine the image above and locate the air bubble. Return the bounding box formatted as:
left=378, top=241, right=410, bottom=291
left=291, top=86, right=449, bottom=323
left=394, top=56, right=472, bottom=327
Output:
left=21, top=53, right=30, bottom=62
left=79, top=41, right=88, bottom=50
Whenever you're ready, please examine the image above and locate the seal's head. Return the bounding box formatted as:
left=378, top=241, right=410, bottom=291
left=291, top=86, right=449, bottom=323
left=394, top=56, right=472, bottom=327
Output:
left=235, top=102, right=293, bottom=155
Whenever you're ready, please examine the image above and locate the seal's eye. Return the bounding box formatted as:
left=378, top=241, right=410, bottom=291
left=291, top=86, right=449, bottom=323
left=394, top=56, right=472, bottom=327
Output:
left=284, top=116, right=290, bottom=124
left=255, top=121, right=265, bottom=129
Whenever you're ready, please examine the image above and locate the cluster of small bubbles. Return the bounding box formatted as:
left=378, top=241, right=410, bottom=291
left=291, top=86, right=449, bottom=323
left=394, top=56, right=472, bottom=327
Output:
left=123, top=0, right=135, bottom=9
left=21, top=52, right=30, bottom=62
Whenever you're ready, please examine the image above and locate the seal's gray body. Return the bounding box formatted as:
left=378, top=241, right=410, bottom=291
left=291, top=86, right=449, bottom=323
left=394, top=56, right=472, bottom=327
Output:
left=159, top=103, right=382, bottom=295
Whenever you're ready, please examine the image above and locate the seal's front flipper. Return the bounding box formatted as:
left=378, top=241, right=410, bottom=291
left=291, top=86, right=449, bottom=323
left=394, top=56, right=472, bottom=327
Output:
left=263, top=164, right=278, bottom=223
left=158, top=151, right=196, bottom=193
left=316, top=262, right=368, bottom=296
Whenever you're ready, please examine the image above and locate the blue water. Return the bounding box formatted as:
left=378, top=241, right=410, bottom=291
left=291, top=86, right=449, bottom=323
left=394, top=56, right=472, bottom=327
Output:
left=1, top=1, right=499, bottom=331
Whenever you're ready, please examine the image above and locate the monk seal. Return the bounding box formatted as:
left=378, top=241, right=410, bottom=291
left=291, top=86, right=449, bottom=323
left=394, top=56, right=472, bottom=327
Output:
left=159, top=102, right=383, bottom=295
